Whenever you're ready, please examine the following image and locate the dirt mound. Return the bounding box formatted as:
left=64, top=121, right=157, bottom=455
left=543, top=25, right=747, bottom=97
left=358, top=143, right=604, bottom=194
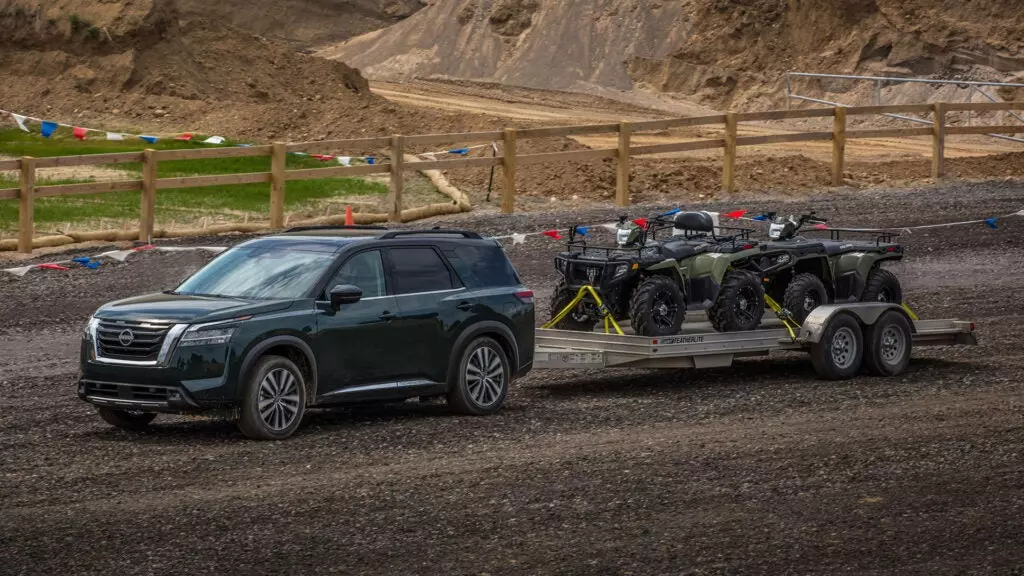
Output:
left=324, top=0, right=1024, bottom=110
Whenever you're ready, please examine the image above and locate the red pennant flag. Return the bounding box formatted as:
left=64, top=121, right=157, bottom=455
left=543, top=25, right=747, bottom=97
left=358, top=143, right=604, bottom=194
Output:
left=542, top=230, right=563, bottom=240
left=311, top=154, right=334, bottom=161
left=723, top=209, right=747, bottom=219
left=133, top=244, right=155, bottom=252
left=632, top=218, right=648, bottom=228
left=813, top=223, right=829, bottom=230
left=38, top=263, right=70, bottom=271
left=175, top=133, right=193, bottom=141
left=72, top=127, right=88, bottom=140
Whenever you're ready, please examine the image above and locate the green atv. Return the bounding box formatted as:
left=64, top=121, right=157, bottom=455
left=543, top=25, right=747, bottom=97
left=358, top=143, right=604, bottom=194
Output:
left=749, top=212, right=906, bottom=323
left=549, top=211, right=768, bottom=337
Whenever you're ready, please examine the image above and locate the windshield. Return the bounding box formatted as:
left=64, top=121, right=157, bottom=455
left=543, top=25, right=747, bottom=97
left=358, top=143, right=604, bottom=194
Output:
left=175, top=245, right=336, bottom=299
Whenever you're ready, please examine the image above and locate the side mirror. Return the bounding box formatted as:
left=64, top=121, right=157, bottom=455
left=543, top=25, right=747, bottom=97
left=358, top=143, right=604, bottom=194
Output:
left=329, top=284, right=363, bottom=310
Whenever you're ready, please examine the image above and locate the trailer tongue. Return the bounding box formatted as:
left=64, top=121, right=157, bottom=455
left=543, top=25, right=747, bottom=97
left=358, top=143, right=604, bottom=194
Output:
left=533, top=302, right=976, bottom=380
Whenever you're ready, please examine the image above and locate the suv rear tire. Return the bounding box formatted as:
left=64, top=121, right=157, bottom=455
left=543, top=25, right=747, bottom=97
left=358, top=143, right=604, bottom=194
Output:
left=708, top=270, right=765, bottom=332
left=238, top=355, right=307, bottom=441
left=448, top=337, right=510, bottom=415
left=97, top=408, right=157, bottom=430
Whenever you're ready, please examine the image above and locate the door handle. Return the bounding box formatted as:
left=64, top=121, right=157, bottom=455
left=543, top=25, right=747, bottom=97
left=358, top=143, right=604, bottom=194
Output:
left=379, top=311, right=396, bottom=320
left=456, top=301, right=473, bottom=311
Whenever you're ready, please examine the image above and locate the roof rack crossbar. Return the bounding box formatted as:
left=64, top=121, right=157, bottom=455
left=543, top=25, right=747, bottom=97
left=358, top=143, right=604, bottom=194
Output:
left=285, top=225, right=389, bottom=233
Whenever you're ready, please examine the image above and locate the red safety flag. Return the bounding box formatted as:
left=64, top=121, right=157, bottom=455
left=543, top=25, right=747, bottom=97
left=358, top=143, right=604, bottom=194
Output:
left=542, top=230, right=563, bottom=240
left=38, top=263, right=70, bottom=271
left=813, top=223, right=829, bottom=230
left=632, top=218, right=648, bottom=228
left=175, top=133, right=193, bottom=141
left=723, top=209, right=747, bottom=219
left=133, top=244, right=155, bottom=252
left=72, top=127, right=88, bottom=140
left=312, top=154, right=334, bottom=161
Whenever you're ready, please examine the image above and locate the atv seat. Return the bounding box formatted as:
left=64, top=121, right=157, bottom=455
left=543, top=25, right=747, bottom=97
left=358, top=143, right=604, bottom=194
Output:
left=659, top=239, right=707, bottom=260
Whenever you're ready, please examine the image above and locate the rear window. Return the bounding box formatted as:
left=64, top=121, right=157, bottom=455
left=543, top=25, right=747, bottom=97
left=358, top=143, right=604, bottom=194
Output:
left=445, top=245, right=521, bottom=288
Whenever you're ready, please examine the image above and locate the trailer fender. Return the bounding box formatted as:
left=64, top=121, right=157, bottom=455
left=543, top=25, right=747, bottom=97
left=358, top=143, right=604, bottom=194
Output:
left=799, top=303, right=915, bottom=344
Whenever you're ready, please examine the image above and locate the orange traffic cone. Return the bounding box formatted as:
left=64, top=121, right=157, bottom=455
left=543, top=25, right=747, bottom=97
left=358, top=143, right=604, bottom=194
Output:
left=345, top=205, right=354, bottom=226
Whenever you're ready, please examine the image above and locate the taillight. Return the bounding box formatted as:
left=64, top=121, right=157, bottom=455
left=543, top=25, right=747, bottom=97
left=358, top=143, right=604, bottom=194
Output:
left=515, top=289, right=534, bottom=304
left=970, top=322, right=976, bottom=332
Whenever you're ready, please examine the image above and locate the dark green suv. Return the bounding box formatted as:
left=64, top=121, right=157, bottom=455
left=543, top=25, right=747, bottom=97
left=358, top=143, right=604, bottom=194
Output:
left=78, top=227, right=535, bottom=440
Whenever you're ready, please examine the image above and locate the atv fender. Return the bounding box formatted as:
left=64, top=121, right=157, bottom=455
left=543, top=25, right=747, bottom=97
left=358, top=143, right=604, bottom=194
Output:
left=798, top=303, right=915, bottom=344
left=645, top=258, right=687, bottom=285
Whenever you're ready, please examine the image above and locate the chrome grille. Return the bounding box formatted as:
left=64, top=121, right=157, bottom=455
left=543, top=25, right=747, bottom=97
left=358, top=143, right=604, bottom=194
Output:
left=96, top=320, right=172, bottom=361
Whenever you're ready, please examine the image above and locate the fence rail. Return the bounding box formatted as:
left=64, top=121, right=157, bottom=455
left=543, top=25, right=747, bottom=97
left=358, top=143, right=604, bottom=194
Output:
left=5, top=101, right=1024, bottom=252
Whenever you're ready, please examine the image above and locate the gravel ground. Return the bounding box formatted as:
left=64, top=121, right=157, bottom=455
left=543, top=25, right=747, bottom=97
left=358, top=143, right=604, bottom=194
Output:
left=1, top=181, right=1022, bottom=575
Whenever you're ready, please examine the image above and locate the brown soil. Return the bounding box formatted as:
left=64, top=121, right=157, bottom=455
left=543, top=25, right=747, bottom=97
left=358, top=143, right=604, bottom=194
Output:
left=1, top=181, right=1022, bottom=573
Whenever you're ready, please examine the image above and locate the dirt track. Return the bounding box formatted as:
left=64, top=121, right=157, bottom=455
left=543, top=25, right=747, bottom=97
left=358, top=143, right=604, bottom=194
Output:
left=1, top=181, right=1023, bottom=574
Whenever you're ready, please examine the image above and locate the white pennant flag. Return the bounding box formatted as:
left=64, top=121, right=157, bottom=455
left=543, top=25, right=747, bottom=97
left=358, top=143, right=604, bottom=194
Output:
left=2, top=265, right=36, bottom=277
left=202, top=136, right=225, bottom=144
left=106, top=132, right=124, bottom=141
left=96, top=249, right=134, bottom=262
left=337, top=156, right=352, bottom=166
left=511, top=233, right=527, bottom=245
left=11, top=113, right=29, bottom=132
left=1016, top=209, right=1024, bottom=217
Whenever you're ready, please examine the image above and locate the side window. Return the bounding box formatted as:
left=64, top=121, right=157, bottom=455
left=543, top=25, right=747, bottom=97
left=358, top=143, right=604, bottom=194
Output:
left=388, top=247, right=454, bottom=295
left=445, top=245, right=521, bottom=288
left=328, top=250, right=386, bottom=298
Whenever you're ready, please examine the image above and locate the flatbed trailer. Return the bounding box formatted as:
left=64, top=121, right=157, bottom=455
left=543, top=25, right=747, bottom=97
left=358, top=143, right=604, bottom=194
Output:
left=533, top=303, right=977, bottom=380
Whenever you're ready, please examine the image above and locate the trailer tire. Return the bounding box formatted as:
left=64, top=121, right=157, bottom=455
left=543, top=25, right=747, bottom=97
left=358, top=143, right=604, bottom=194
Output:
left=810, top=313, right=864, bottom=380
left=861, top=268, right=903, bottom=304
left=862, top=310, right=912, bottom=376
left=707, top=271, right=765, bottom=332
left=548, top=281, right=597, bottom=331
left=630, top=275, right=685, bottom=337
left=783, top=273, right=830, bottom=324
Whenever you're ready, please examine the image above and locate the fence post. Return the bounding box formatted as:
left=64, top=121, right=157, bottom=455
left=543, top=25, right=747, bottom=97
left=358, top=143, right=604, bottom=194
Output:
left=17, top=156, right=35, bottom=253
left=616, top=121, right=632, bottom=207
left=722, top=112, right=737, bottom=194
left=502, top=128, right=517, bottom=214
left=270, top=142, right=287, bottom=228
left=388, top=134, right=404, bottom=222
left=932, top=102, right=946, bottom=179
left=832, top=107, right=847, bottom=186
left=140, top=149, right=156, bottom=242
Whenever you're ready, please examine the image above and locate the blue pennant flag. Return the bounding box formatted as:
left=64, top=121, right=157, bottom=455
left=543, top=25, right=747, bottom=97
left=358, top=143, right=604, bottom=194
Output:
left=575, top=226, right=588, bottom=236
left=985, top=217, right=998, bottom=229
left=448, top=148, right=470, bottom=155
left=72, top=257, right=100, bottom=270
left=751, top=214, right=770, bottom=222
left=139, top=135, right=158, bottom=144
left=366, top=156, right=376, bottom=165
left=660, top=207, right=681, bottom=217
left=40, top=121, right=58, bottom=138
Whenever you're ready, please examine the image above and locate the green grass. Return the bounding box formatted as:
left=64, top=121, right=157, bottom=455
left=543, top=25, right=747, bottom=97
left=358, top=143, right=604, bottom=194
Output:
left=0, top=128, right=390, bottom=232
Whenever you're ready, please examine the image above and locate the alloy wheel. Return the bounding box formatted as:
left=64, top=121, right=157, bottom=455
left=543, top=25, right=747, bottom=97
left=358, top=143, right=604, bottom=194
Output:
left=466, top=346, right=504, bottom=408
left=258, top=368, right=301, bottom=431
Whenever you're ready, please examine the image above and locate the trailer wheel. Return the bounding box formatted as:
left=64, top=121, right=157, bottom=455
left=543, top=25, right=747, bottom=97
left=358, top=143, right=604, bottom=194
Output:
left=862, top=310, right=912, bottom=376
left=810, top=313, right=864, bottom=380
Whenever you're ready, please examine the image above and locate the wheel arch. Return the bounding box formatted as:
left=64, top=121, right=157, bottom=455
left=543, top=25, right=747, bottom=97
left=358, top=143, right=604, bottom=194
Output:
left=239, top=335, right=318, bottom=401
left=447, top=321, right=519, bottom=386
left=799, top=303, right=915, bottom=344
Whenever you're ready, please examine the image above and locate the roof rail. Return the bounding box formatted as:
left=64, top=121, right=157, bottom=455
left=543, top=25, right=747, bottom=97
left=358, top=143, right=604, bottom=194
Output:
left=378, top=230, right=483, bottom=240
left=284, top=225, right=389, bottom=233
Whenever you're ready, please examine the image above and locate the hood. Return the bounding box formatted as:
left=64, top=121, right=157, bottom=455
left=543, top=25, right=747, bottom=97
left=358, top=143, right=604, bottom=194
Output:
left=94, top=293, right=295, bottom=323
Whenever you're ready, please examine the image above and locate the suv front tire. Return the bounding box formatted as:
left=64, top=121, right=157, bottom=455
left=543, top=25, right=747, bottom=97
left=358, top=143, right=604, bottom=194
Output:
left=448, top=337, right=510, bottom=415
left=238, top=355, right=307, bottom=440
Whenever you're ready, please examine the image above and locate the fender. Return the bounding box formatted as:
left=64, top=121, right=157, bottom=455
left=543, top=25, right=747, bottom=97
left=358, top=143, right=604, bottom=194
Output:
left=447, top=320, right=520, bottom=384
left=798, top=303, right=915, bottom=344
left=238, top=335, right=318, bottom=399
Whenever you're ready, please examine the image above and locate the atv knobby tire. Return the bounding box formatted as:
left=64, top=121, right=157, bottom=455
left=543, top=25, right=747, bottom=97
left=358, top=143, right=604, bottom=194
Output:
left=707, top=271, right=765, bottom=332
left=783, top=273, right=830, bottom=324
left=548, top=281, right=597, bottom=331
left=861, top=267, right=903, bottom=304
left=630, top=275, right=686, bottom=337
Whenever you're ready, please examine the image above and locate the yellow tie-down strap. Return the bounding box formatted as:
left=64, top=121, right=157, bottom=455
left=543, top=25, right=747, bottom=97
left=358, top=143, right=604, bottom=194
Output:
left=542, top=285, right=624, bottom=336
left=764, top=294, right=801, bottom=341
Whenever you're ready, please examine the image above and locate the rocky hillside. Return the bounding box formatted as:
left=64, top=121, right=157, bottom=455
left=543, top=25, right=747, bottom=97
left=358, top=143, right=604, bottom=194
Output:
left=324, top=0, right=1024, bottom=108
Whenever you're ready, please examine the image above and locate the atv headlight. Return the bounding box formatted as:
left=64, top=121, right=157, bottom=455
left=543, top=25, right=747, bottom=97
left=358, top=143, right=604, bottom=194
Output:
left=179, top=325, right=235, bottom=347
left=612, top=264, right=629, bottom=279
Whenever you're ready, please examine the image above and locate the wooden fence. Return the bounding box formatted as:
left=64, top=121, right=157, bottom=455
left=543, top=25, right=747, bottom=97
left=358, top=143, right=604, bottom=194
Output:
left=2, top=100, right=1023, bottom=253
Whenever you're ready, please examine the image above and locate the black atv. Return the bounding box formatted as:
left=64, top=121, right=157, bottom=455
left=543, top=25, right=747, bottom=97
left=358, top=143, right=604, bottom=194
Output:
left=748, top=212, right=905, bottom=323
left=549, top=211, right=767, bottom=336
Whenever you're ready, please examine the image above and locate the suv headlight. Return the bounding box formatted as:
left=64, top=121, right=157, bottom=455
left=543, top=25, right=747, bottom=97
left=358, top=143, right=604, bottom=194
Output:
left=84, top=316, right=99, bottom=339
left=179, top=326, right=235, bottom=347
